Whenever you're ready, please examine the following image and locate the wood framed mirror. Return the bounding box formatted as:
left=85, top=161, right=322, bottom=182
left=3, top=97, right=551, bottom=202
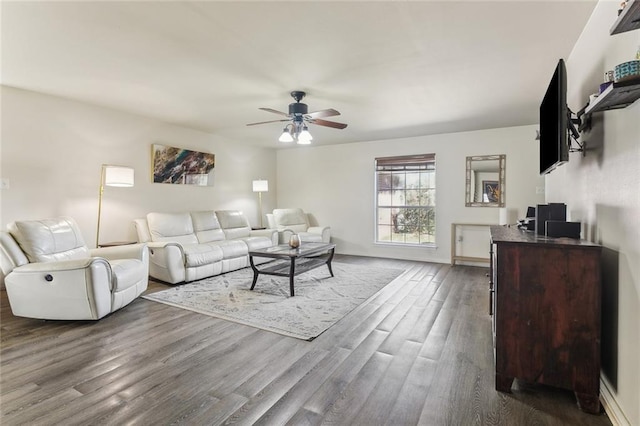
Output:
left=465, top=154, right=506, bottom=207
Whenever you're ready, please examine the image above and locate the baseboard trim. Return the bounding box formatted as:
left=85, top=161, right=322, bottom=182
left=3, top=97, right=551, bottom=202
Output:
left=600, top=376, right=631, bottom=426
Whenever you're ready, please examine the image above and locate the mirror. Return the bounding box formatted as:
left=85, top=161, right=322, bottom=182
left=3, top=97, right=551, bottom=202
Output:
left=465, top=154, right=506, bottom=207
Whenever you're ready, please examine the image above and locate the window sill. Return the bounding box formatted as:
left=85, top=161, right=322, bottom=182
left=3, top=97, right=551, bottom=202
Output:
left=374, top=241, right=437, bottom=249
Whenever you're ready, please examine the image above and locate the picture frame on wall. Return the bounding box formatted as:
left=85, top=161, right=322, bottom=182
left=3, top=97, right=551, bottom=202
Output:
left=151, top=144, right=215, bottom=186
left=482, top=180, right=500, bottom=203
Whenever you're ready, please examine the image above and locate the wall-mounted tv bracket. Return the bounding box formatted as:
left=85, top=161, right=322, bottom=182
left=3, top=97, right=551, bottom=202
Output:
left=567, top=109, right=586, bottom=156
left=576, top=101, right=592, bottom=132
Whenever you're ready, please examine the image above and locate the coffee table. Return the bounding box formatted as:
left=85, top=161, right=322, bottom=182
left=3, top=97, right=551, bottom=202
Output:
left=248, top=242, right=336, bottom=297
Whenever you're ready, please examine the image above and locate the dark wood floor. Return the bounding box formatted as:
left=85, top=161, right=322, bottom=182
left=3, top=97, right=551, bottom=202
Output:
left=1, top=255, right=612, bottom=425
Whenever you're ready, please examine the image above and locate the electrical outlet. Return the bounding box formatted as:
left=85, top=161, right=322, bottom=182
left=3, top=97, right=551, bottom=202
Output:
left=0, top=179, right=9, bottom=190
left=536, top=186, right=545, bottom=194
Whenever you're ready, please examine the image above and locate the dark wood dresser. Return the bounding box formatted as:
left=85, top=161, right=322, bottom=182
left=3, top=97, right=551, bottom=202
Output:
left=489, top=226, right=602, bottom=413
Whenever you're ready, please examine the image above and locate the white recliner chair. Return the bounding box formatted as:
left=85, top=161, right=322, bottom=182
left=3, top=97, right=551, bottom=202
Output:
left=0, top=217, right=149, bottom=320
left=266, top=208, right=331, bottom=244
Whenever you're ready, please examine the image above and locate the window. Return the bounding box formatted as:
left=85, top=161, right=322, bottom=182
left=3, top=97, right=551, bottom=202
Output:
left=375, top=154, right=436, bottom=245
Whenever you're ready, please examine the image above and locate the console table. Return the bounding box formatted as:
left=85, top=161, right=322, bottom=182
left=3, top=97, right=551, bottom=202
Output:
left=489, top=226, right=602, bottom=413
left=450, top=223, right=493, bottom=265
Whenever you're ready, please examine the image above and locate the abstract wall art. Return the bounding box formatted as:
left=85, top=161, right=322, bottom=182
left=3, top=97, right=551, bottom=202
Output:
left=151, top=144, right=215, bottom=186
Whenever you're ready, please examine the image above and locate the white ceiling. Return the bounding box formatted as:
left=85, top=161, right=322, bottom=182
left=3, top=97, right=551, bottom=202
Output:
left=1, top=1, right=598, bottom=148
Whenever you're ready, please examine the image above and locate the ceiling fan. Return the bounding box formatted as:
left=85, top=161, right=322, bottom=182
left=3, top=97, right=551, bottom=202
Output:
left=246, top=91, right=347, bottom=144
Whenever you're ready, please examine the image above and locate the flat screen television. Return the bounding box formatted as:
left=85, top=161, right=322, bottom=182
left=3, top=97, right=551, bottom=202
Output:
left=539, top=59, right=569, bottom=175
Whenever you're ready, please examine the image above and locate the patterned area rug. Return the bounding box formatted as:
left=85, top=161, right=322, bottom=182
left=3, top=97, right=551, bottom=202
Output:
left=143, top=262, right=403, bottom=340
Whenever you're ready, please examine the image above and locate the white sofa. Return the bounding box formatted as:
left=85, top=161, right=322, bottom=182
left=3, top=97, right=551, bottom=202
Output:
left=0, top=217, right=149, bottom=320
left=134, top=210, right=277, bottom=284
left=266, top=208, right=331, bottom=244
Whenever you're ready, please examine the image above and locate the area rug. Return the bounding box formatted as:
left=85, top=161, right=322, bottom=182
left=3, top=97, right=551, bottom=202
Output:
left=143, top=262, right=403, bottom=340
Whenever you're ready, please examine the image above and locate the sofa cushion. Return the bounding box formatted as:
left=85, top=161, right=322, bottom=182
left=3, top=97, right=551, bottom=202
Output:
left=205, top=240, right=247, bottom=260
left=273, top=209, right=309, bottom=230
left=182, top=244, right=224, bottom=267
left=147, top=212, right=198, bottom=245
left=222, top=227, right=252, bottom=240
left=191, top=211, right=225, bottom=243
left=215, top=210, right=251, bottom=239
left=242, top=236, right=274, bottom=251
left=8, top=217, right=90, bottom=263
left=215, top=210, right=250, bottom=229
left=281, top=224, right=308, bottom=233
left=297, top=232, right=324, bottom=243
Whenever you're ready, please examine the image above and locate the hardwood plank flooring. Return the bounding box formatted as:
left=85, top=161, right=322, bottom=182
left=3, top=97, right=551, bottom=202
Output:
left=0, top=255, right=612, bottom=425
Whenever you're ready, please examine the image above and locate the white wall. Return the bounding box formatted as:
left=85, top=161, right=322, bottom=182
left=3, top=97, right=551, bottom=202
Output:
left=276, top=125, right=544, bottom=263
left=547, top=1, right=639, bottom=424
left=0, top=86, right=277, bottom=247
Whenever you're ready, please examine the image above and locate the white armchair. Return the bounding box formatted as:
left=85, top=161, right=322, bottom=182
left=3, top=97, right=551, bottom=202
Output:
left=266, top=208, right=331, bottom=244
left=0, top=217, right=148, bottom=320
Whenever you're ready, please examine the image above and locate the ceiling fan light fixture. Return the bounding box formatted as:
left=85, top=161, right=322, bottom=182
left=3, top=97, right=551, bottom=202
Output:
left=247, top=91, right=346, bottom=145
left=278, top=126, right=294, bottom=142
left=298, top=125, right=313, bottom=143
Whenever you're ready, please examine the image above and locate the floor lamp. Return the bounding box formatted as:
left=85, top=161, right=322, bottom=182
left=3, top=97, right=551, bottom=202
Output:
left=96, top=165, right=135, bottom=247
left=252, top=179, right=268, bottom=228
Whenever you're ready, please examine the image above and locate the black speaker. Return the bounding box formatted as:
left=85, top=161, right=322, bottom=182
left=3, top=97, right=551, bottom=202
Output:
left=536, top=203, right=567, bottom=235
left=546, top=221, right=581, bottom=239
left=535, top=204, right=550, bottom=235
left=548, top=203, right=567, bottom=221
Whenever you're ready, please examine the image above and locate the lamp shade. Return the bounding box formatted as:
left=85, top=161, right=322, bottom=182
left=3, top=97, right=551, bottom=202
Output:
left=279, top=129, right=294, bottom=143
left=104, top=166, right=134, bottom=187
left=298, top=126, right=313, bottom=144
left=252, top=179, right=268, bottom=192
left=499, top=208, right=517, bottom=225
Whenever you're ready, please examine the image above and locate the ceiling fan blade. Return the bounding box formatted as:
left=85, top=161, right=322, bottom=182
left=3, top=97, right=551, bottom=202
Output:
left=259, top=107, right=290, bottom=117
left=309, top=118, right=348, bottom=129
left=306, top=108, right=340, bottom=119
left=246, top=119, right=290, bottom=127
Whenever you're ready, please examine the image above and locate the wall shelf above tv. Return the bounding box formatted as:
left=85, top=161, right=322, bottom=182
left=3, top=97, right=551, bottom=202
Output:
left=583, top=79, right=640, bottom=115
left=611, top=0, right=640, bottom=34
left=580, top=0, right=640, bottom=117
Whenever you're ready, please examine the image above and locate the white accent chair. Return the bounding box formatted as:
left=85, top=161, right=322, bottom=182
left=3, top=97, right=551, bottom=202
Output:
left=0, top=217, right=149, bottom=320
left=266, top=208, right=331, bottom=244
